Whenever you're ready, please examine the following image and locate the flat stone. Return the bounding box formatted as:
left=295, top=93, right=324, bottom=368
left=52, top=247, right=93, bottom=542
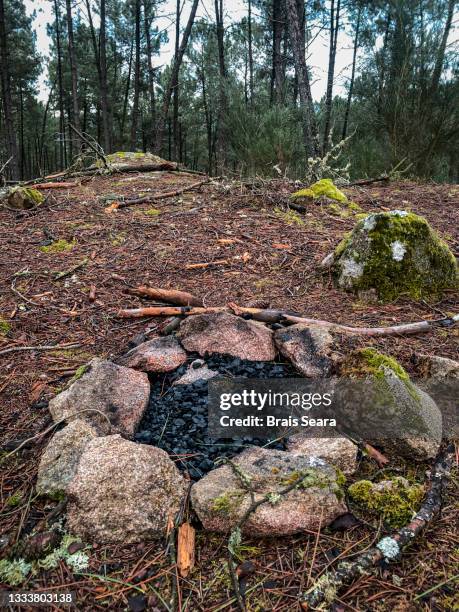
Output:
left=274, top=324, right=335, bottom=377
left=178, top=312, right=276, bottom=361
left=173, top=359, right=218, bottom=385
left=190, top=447, right=346, bottom=536
left=36, top=419, right=99, bottom=497
left=118, top=336, right=187, bottom=372
left=67, top=436, right=187, bottom=545
left=48, top=358, right=149, bottom=438
left=286, top=436, right=358, bottom=475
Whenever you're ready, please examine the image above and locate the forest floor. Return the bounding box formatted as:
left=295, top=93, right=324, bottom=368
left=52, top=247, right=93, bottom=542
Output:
left=0, top=171, right=458, bottom=611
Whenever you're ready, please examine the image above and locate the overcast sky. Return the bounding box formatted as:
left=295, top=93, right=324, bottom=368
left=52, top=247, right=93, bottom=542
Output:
left=25, top=0, right=356, bottom=102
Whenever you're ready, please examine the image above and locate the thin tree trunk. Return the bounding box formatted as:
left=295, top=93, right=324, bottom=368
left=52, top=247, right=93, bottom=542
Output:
left=121, top=39, right=134, bottom=144
left=154, top=0, right=200, bottom=154
left=271, top=0, right=284, bottom=104
left=144, top=0, right=156, bottom=149
left=214, top=0, right=227, bottom=172
left=39, top=82, right=55, bottom=173
left=99, top=0, right=112, bottom=152
left=0, top=0, right=20, bottom=179
left=247, top=0, right=254, bottom=104
left=54, top=0, right=66, bottom=169
left=285, top=0, right=319, bottom=157
left=322, top=0, right=341, bottom=152
left=430, top=0, right=455, bottom=96
left=130, top=0, right=141, bottom=149
left=65, top=0, right=81, bottom=145
left=342, top=2, right=360, bottom=140
left=173, top=0, right=180, bottom=160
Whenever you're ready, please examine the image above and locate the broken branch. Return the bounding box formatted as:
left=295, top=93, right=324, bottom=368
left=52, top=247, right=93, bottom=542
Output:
left=128, top=286, right=203, bottom=307
left=117, top=178, right=209, bottom=208
left=0, top=342, right=82, bottom=358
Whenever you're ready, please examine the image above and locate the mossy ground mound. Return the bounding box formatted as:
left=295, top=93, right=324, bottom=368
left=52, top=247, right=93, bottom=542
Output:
left=93, top=151, right=178, bottom=171
left=331, top=210, right=458, bottom=302
left=348, top=477, right=424, bottom=528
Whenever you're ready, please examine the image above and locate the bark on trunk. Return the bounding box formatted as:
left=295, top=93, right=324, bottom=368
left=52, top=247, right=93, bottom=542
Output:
left=144, top=0, right=156, bottom=149
left=341, top=2, right=361, bottom=140
left=0, top=0, right=19, bottom=179
left=99, top=0, right=112, bottom=153
left=322, top=0, right=341, bottom=152
left=285, top=0, right=320, bottom=157
left=270, top=0, right=284, bottom=104
left=65, top=0, right=81, bottom=144
left=214, top=0, right=227, bottom=172
left=130, top=0, right=141, bottom=150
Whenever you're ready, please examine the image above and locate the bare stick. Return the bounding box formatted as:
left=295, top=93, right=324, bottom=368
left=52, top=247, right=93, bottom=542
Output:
left=117, top=178, right=209, bottom=208
left=68, top=123, right=108, bottom=169
left=128, top=286, right=203, bottom=307
left=0, top=342, right=81, bottom=358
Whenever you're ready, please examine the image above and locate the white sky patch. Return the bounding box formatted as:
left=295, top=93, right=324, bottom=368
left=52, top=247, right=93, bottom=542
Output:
left=391, top=240, right=406, bottom=261
left=26, top=0, right=356, bottom=102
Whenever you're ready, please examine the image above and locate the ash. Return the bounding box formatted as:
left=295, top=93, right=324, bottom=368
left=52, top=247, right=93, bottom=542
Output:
left=135, top=354, right=296, bottom=480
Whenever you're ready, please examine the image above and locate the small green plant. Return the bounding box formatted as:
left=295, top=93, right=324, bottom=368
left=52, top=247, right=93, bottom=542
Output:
left=6, top=492, right=22, bottom=507
left=40, top=239, right=76, bottom=254
left=0, top=317, right=11, bottom=335
left=274, top=207, right=305, bottom=226
left=145, top=208, right=161, bottom=216
left=0, top=559, right=32, bottom=586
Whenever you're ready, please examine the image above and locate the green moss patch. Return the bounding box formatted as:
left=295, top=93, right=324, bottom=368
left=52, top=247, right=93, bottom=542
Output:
left=348, top=477, right=424, bottom=528
left=274, top=207, right=305, bottom=226
left=39, top=239, right=76, bottom=254
left=145, top=207, right=161, bottom=216
left=0, top=317, right=11, bottom=335
left=331, top=210, right=458, bottom=302
left=291, top=179, right=348, bottom=203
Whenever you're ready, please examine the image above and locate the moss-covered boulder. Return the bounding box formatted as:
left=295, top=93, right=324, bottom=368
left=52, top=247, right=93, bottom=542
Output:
left=330, top=210, right=458, bottom=302
left=348, top=477, right=424, bottom=528
left=6, top=187, right=45, bottom=210
left=339, top=348, right=442, bottom=460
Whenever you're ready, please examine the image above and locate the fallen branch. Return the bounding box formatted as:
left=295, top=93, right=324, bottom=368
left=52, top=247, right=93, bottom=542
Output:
left=116, top=302, right=459, bottom=337
left=117, top=178, right=209, bottom=208
left=54, top=257, right=88, bottom=280
left=128, top=286, right=203, bottom=307
left=177, top=522, right=195, bottom=577
left=0, top=342, right=81, bottom=358
left=300, top=445, right=455, bottom=609
left=29, top=182, right=76, bottom=190
left=185, top=259, right=231, bottom=269
left=346, top=175, right=389, bottom=187
left=68, top=123, right=109, bottom=169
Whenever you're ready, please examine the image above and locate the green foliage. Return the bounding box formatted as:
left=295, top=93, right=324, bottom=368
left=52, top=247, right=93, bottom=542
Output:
left=274, top=207, right=305, bottom=226
left=348, top=477, right=424, bottom=528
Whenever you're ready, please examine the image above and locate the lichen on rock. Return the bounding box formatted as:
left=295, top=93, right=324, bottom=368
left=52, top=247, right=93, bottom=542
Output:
left=331, top=210, right=458, bottom=302
left=348, top=477, right=424, bottom=528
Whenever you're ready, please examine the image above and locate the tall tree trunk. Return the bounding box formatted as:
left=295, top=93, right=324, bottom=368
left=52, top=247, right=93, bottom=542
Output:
left=99, top=0, right=112, bottom=152
left=54, top=0, right=66, bottom=168
left=154, top=0, right=200, bottom=154
left=144, top=0, right=156, bottom=149
left=271, top=0, right=284, bottom=104
left=247, top=0, right=254, bottom=104
left=130, top=0, right=141, bottom=149
left=121, top=39, right=134, bottom=143
left=65, top=0, right=81, bottom=145
left=173, top=0, right=180, bottom=160
left=341, top=3, right=361, bottom=140
left=39, top=81, right=55, bottom=173
left=214, top=0, right=227, bottom=172
left=285, top=0, right=319, bottom=157
left=322, top=0, right=341, bottom=152
left=0, top=0, right=19, bottom=179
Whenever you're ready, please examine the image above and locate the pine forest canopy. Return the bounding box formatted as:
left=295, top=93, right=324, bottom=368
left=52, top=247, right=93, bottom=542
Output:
left=0, top=0, right=458, bottom=182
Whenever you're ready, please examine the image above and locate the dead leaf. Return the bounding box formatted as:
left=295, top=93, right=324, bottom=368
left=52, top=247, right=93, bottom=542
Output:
left=104, top=202, right=120, bottom=213
left=272, top=243, right=291, bottom=250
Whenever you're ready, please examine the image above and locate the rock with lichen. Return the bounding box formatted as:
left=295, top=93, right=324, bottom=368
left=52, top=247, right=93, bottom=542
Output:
left=348, top=477, right=424, bottom=528
left=6, top=186, right=44, bottom=210
left=328, top=210, right=458, bottom=302
left=36, top=419, right=99, bottom=498
left=190, top=447, right=347, bottom=536
left=286, top=436, right=358, bottom=475
left=339, top=348, right=442, bottom=460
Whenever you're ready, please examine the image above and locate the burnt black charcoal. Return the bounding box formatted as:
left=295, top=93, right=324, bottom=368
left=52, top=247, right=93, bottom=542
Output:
left=138, top=354, right=296, bottom=479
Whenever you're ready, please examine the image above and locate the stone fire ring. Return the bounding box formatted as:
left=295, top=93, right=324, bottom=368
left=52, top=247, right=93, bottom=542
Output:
left=35, top=312, right=360, bottom=545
